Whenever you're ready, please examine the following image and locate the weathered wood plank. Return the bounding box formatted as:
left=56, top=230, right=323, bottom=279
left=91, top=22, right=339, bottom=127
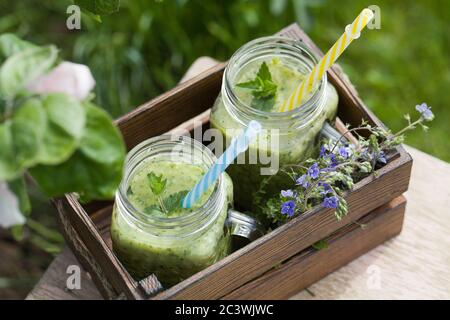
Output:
left=223, top=197, right=406, bottom=299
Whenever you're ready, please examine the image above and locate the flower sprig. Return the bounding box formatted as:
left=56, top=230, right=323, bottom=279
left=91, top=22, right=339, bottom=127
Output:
left=256, top=103, right=434, bottom=225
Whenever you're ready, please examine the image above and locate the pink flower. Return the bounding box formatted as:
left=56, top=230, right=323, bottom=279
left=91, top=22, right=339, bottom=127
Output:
left=27, top=61, right=95, bottom=101
left=0, top=182, right=25, bottom=228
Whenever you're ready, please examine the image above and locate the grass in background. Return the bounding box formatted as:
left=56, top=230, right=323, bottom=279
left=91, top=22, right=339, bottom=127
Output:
left=1, top=0, right=448, bottom=160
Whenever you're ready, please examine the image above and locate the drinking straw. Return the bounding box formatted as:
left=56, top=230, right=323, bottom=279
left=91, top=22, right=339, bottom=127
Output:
left=280, top=8, right=374, bottom=112
left=182, top=120, right=262, bottom=209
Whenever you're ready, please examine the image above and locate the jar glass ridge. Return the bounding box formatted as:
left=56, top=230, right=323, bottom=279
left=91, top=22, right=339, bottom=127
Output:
left=221, top=36, right=328, bottom=131
left=111, top=135, right=231, bottom=286
left=115, top=135, right=225, bottom=239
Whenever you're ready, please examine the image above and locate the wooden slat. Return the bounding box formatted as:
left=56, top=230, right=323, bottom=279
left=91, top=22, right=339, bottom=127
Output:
left=223, top=196, right=406, bottom=299
left=54, top=196, right=144, bottom=299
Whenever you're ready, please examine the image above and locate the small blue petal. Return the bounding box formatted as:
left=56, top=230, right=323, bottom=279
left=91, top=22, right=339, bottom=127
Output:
left=415, top=103, right=434, bottom=121
left=320, top=145, right=328, bottom=158
left=308, top=163, right=320, bottom=179
left=295, top=174, right=309, bottom=189
left=281, top=200, right=296, bottom=217
left=322, top=196, right=339, bottom=209
left=377, top=151, right=387, bottom=164
left=281, top=189, right=294, bottom=198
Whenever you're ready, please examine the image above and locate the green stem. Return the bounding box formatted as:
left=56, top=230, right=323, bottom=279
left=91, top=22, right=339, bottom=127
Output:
left=392, top=118, right=423, bottom=137
left=27, top=218, right=64, bottom=244
left=158, top=196, right=168, bottom=214
left=329, top=126, right=370, bottom=153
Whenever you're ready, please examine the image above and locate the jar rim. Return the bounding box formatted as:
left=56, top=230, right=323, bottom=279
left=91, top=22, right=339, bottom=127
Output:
left=116, top=135, right=225, bottom=237
left=223, top=36, right=327, bottom=129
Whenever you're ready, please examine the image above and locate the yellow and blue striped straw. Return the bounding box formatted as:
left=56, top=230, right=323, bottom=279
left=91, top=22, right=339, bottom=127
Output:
left=182, top=120, right=262, bottom=209
left=280, top=8, right=374, bottom=112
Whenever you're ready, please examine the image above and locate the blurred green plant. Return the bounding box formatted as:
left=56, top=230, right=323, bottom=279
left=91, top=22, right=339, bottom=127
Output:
left=1, top=0, right=446, bottom=161
left=0, top=34, right=126, bottom=251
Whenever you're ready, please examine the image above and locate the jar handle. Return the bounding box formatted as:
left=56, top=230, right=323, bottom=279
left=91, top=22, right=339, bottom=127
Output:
left=320, top=121, right=348, bottom=143
left=226, top=209, right=265, bottom=250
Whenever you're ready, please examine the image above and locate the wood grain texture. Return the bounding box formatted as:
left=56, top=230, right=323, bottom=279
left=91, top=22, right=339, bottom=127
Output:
left=26, top=247, right=101, bottom=300
left=223, top=196, right=406, bottom=299
left=53, top=197, right=143, bottom=299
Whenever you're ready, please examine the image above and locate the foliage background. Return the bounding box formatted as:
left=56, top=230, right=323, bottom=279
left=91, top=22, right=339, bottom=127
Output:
left=1, top=0, right=449, bottom=161
left=0, top=0, right=449, bottom=298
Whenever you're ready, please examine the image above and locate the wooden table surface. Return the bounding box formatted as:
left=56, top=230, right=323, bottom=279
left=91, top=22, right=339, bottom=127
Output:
left=26, top=58, right=450, bottom=300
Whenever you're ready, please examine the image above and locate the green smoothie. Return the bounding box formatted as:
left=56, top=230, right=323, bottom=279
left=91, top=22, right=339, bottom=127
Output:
left=210, top=57, right=338, bottom=217
left=111, top=160, right=233, bottom=287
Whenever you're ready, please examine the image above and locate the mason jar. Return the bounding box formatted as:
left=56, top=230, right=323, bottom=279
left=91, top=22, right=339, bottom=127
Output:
left=210, top=36, right=339, bottom=216
left=110, top=135, right=233, bottom=288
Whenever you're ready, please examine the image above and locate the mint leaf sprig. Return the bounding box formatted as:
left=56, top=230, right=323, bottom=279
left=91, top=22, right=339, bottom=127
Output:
left=236, top=62, right=277, bottom=111
left=146, top=172, right=188, bottom=215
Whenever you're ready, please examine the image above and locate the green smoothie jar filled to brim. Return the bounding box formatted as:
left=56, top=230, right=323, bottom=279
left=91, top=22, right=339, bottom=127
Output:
left=210, top=37, right=339, bottom=222
left=111, top=135, right=233, bottom=287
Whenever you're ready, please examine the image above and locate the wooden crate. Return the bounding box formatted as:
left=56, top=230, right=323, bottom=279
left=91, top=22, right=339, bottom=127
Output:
left=53, top=24, right=412, bottom=300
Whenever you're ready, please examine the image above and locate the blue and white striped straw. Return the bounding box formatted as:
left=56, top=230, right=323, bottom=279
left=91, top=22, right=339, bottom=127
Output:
left=182, top=120, right=262, bottom=209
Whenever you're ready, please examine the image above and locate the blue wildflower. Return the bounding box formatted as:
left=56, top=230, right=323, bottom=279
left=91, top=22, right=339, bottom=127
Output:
left=319, top=182, right=332, bottom=195
left=322, top=196, right=339, bottom=209
left=319, top=145, right=328, bottom=158
left=328, top=154, right=338, bottom=168
left=415, top=103, right=434, bottom=121
left=281, top=200, right=296, bottom=217
left=281, top=189, right=294, bottom=198
left=308, top=163, right=320, bottom=179
left=295, top=174, right=309, bottom=189
left=339, top=146, right=350, bottom=159
left=377, top=151, right=387, bottom=164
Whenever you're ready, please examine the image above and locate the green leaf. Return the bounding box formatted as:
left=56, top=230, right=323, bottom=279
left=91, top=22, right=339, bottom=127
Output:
left=0, top=34, right=37, bottom=61
left=79, top=102, right=124, bottom=164
left=0, top=121, right=19, bottom=180
left=235, top=62, right=277, bottom=111
left=38, top=94, right=86, bottom=165
left=312, top=239, right=328, bottom=250
left=0, top=45, right=58, bottom=99
left=235, top=79, right=260, bottom=90
left=29, top=103, right=125, bottom=201
left=251, top=95, right=276, bottom=112
left=144, top=204, right=163, bottom=215
left=10, top=225, right=25, bottom=242
left=257, top=61, right=272, bottom=81
left=163, top=190, right=188, bottom=213
left=335, top=196, right=348, bottom=221
left=11, top=98, right=46, bottom=169
left=30, top=150, right=123, bottom=201
left=74, top=0, right=120, bottom=16
left=8, top=175, right=31, bottom=215
left=147, top=172, right=167, bottom=196
left=43, top=94, right=85, bottom=139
